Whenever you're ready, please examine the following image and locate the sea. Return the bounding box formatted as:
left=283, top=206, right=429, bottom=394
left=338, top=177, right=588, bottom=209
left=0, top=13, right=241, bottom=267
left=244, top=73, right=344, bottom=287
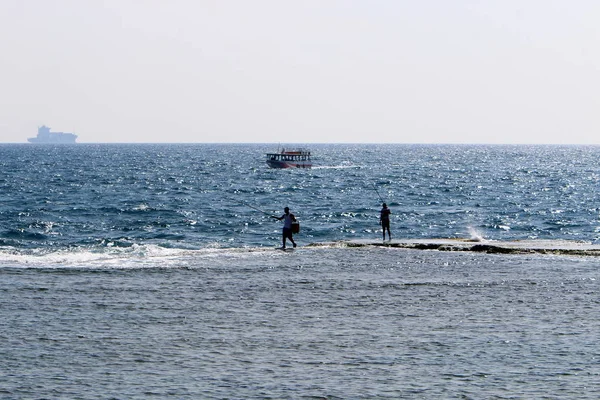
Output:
left=1, top=143, right=599, bottom=399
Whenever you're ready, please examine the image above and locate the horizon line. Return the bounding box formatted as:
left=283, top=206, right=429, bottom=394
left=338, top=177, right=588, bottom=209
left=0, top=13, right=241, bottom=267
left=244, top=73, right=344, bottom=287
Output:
left=2, top=141, right=600, bottom=146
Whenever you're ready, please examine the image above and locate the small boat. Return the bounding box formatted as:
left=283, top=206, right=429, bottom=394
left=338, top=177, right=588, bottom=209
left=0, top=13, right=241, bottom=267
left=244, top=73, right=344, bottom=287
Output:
left=266, top=148, right=312, bottom=169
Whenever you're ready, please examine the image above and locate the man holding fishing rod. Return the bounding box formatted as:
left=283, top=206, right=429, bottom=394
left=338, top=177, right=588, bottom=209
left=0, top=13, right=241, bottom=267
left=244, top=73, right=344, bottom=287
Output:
left=231, top=198, right=299, bottom=249
left=373, top=184, right=392, bottom=241
left=380, top=203, right=391, bottom=241
left=272, top=207, right=297, bottom=249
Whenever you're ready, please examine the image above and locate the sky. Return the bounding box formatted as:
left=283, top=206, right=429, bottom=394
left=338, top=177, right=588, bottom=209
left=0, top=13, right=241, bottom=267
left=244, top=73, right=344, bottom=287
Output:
left=1, top=0, right=599, bottom=144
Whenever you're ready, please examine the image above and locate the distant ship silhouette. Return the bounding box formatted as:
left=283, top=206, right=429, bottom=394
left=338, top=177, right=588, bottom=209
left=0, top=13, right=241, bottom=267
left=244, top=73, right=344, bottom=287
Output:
left=28, top=125, right=78, bottom=143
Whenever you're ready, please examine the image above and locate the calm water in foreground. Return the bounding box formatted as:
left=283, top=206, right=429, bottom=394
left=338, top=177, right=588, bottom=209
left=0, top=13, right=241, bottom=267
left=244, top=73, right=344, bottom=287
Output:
left=1, top=144, right=599, bottom=398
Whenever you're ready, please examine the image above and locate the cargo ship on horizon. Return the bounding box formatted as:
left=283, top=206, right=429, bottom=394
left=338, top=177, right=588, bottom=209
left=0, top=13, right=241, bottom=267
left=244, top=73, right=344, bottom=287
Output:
left=28, top=125, right=78, bottom=144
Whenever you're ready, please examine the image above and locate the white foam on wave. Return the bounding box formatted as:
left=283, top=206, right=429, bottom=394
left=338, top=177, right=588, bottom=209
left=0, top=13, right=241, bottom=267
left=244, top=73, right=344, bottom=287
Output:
left=0, top=244, right=173, bottom=268
left=312, top=164, right=362, bottom=170
left=0, top=242, right=296, bottom=269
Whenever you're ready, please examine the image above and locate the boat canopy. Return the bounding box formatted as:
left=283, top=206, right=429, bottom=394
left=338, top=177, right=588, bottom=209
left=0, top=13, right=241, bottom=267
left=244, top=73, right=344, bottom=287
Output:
left=266, top=152, right=311, bottom=162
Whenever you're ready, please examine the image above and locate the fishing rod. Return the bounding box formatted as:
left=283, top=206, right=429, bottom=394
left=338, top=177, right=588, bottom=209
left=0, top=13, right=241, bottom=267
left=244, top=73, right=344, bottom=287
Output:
left=226, top=196, right=274, bottom=217
left=372, top=183, right=385, bottom=204
left=241, top=201, right=273, bottom=216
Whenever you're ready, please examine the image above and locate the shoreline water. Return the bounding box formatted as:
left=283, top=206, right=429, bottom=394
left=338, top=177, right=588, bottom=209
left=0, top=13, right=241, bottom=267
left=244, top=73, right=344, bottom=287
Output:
left=3, top=237, right=600, bottom=270
left=2, top=245, right=599, bottom=398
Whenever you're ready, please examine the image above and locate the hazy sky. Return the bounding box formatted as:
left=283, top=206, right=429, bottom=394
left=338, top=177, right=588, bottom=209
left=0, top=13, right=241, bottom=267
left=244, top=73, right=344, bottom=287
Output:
left=1, top=0, right=599, bottom=143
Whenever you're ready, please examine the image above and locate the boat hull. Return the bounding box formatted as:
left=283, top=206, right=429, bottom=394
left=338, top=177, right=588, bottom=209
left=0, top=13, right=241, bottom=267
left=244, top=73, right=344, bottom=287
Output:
left=28, top=136, right=77, bottom=144
left=266, top=160, right=312, bottom=169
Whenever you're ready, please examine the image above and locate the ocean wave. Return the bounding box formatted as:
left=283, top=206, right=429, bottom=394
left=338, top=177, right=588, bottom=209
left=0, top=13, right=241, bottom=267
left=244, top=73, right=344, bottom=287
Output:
left=0, top=242, right=295, bottom=269
left=3, top=229, right=48, bottom=241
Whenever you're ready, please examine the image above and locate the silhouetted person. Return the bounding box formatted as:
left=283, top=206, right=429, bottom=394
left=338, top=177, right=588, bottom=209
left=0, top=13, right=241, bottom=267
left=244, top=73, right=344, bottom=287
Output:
left=380, top=203, right=391, bottom=241
left=272, top=207, right=297, bottom=249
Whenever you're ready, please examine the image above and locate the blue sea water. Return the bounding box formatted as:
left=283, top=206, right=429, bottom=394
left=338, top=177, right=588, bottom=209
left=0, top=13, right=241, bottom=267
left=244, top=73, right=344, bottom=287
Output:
left=1, top=144, right=599, bottom=398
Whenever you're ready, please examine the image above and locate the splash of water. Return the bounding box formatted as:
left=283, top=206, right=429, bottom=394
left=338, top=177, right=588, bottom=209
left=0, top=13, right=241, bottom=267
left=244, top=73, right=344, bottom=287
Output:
left=467, top=226, right=486, bottom=242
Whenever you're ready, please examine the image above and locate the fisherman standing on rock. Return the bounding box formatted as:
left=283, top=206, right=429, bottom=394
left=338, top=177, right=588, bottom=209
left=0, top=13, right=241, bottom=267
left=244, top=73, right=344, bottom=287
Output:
left=272, top=207, right=297, bottom=249
left=380, top=203, right=391, bottom=241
